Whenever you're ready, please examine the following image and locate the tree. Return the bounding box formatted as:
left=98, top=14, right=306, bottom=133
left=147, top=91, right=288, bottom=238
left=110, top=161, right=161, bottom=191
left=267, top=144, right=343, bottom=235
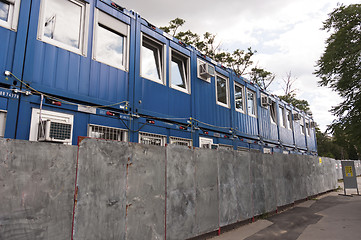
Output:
left=315, top=4, right=361, bottom=150
left=279, top=93, right=310, bottom=112
left=160, top=18, right=271, bottom=88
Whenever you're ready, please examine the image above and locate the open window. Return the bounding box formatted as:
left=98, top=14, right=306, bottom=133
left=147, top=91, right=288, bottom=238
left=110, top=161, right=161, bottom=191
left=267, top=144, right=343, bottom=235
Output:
left=216, top=73, right=229, bottom=107
left=37, top=0, right=89, bottom=55
left=234, top=82, right=244, bottom=113
left=93, top=9, right=129, bottom=71
left=270, top=101, right=277, bottom=124
left=247, top=89, right=257, bottom=117
left=0, top=0, right=21, bottom=31
left=141, top=34, right=165, bottom=84
left=88, top=124, right=127, bottom=141
left=170, top=49, right=190, bottom=93
left=0, top=110, right=6, bottom=137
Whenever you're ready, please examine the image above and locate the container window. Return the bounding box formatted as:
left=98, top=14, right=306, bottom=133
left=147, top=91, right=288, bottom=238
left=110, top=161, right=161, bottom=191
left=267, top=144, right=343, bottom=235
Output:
left=0, top=0, right=21, bottom=31
left=270, top=101, right=277, bottom=124
left=93, top=10, right=129, bottom=70
left=0, top=111, right=6, bottom=137
left=170, top=49, right=189, bottom=93
left=139, top=132, right=166, bottom=146
left=216, top=74, right=229, bottom=107
left=286, top=110, right=293, bottom=129
left=218, top=144, right=233, bottom=150
left=38, top=0, right=89, bottom=55
left=199, top=137, right=213, bottom=149
left=279, top=106, right=286, bottom=128
left=88, top=124, right=127, bottom=141
left=234, top=83, right=244, bottom=113
left=169, top=136, right=192, bottom=146
left=141, top=35, right=164, bottom=83
left=247, top=89, right=257, bottom=117
left=300, top=117, right=305, bottom=135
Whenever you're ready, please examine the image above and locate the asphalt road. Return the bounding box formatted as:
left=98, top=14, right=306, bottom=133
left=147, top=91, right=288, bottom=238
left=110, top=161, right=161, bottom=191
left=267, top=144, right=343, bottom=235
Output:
left=211, top=177, right=361, bottom=240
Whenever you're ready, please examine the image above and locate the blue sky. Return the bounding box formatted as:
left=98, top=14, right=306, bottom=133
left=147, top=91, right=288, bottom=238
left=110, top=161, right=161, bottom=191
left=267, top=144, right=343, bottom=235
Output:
left=116, top=0, right=356, bottom=132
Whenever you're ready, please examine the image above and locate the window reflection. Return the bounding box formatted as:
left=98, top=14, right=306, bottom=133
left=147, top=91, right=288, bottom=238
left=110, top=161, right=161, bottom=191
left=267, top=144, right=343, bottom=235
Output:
left=171, top=50, right=188, bottom=91
left=235, top=84, right=244, bottom=112
left=96, top=24, right=124, bottom=68
left=247, top=90, right=256, bottom=116
left=141, top=37, right=163, bottom=82
left=217, top=75, right=228, bottom=105
left=43, top=0, right=82, bottom=49
left=0, top=1, right=9, bottom=22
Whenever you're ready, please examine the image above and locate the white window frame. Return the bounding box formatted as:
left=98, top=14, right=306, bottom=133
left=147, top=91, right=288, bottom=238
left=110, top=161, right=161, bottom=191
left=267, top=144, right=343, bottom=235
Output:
left=199, top=137, right=213, bottom=149
left=279, top=106, right=286, bottom=128
left=140, top=33, right=166, bottom=85
left=215, top=73, right=230, bottom=108
left=270, top=101, right=277, bottom=124
left=0, top=0, right=21, bottom=31
left=306, top=120, right=311, bottom=136
left=169, top=136, right=192, bottom=146
left=218, top=144, right=233, bottom=150
left=0, top=110, right=7, bottom=137
left=286, top=110, right=293, bottom=130
left=37, top=0, right=90, bottom=56
left=87, top=124, right=128, bottom=141
left=29, top=109, right=74, bottom=144
left=92, top=9, right=129, bottom=71
left=139, top=131, right=166, bottom=146
left=169, top=49, right=190, bottom=94
left=197, top=58, right=213, bottom=83
left=234, top=82, right=245, bottom=113
left=247, top=89, right=257, bottom=117
left=300, top=117, right=305, bottom=135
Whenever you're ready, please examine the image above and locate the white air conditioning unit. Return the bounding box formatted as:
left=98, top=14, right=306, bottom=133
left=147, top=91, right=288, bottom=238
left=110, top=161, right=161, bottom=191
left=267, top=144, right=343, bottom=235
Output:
left=261, top=95, right=271, bottom=107
left=310, top=121, right=317, bottom=128
left=38, top=119, right=72, bottom=143
left=293, top=113, right=302, bottom=121
left=199, top=63, right=215, bottom=78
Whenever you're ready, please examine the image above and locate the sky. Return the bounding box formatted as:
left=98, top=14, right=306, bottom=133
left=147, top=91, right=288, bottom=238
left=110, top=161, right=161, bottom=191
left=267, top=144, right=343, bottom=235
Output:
left=115, top=0, right=356, bottom=132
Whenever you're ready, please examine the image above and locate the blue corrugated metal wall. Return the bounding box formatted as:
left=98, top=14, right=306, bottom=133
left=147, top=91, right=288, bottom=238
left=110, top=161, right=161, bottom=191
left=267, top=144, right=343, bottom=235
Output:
left=0, top=0, right=318, bottom=154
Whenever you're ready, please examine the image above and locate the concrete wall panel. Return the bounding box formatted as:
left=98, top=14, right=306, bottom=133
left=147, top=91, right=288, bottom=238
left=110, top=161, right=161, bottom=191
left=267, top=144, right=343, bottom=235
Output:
left=194, top=148, right=219, bottom=235
left=166, top=145, right=196, bottom=240
left=0, top=139, right=77, bottom=240
left=73, top=139, right=129, bottom=240
left=250, top=152, right=265, bottom=216
left=263, top=153, right=277, bottom=213
left=126, top=143, right=166, bottom=240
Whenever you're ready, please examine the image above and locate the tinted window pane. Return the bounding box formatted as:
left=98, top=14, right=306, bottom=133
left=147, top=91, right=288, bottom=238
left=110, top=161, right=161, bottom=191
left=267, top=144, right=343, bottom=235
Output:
left=247, top=91, right=256, bottom=115
left=0, top=1, right=9, bottom=22
left=171, top=60, right=185, bottom=88
left=96, top=24, right=124, bottom=68
left=235, top=84, right=244, bottom=111
left=217, top=76, right=227, bottom=105
left=43, top=0, right=82, bottom=49
left=141, top=39, right=163, bottom=81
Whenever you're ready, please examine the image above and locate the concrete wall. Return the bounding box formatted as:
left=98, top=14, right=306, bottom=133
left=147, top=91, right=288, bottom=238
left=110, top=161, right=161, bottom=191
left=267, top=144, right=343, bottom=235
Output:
left=0, top=139, right=345, bottom=240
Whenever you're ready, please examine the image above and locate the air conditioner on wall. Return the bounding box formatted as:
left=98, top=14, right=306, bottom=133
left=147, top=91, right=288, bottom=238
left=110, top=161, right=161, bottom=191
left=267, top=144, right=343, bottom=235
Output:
left=38, top=119, right=72, bottom=143
left=261, top=95, right=271, bottom=107
left=199, top=63, right=215, bottom=78
left=310, top=121, right=317, bottom=128
left=293, top=113, right=302, bottom=121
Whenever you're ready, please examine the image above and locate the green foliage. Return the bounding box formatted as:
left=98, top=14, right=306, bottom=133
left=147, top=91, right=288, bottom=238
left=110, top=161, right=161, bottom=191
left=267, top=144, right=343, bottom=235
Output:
left=315, top=4, right=361, bottom=153
left=278, top=93, right=310, bottom=112
left=249, top=67, right=275, bottom=91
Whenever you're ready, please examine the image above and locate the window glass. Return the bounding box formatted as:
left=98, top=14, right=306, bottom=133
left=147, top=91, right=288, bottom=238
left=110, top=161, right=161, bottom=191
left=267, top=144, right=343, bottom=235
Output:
left=171, top=50, right=189, bottom=91
left=247, top=90, right=256, bottom=116
left=279, top=106, right=286, bottom=127
left=300, top=117, right=305, bottom=135
left=96, top=24, right=125, bottom=68
left=39, top=0, right=86, bottom=53
left=234, top=83, right=244, bottom=112
left=0, top=1, right=10, bottom=22
left=141, top=36, right=164, bottom=82
left=216, top=74, right=228, bottom=106
left=0, top=111, right=6, bottom=137
left=286, top=110, right=292, bottom=129
left=270, top=101, right=277, bottom=123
